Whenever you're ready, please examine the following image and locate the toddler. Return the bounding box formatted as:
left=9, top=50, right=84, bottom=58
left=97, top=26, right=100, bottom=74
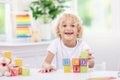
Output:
left=40, top=13, right=94, bottom=73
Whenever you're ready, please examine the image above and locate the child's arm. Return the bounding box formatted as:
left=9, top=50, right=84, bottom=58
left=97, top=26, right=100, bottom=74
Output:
left=40, top=51, right=57, bottom=73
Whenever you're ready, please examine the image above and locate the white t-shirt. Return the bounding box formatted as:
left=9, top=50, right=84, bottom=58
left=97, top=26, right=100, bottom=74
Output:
left=47, top=38, right=92, bottom=69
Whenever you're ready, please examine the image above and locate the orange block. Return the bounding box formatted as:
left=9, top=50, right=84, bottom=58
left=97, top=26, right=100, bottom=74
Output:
left=72, top=58, right=80, bottom=66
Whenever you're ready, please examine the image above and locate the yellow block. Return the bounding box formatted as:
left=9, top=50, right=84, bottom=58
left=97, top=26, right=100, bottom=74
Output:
left=64, top=66, right=71, bottom=73
left=15, top=58, right=23, bottom=66
left=3, top=51, right=12, bottom=59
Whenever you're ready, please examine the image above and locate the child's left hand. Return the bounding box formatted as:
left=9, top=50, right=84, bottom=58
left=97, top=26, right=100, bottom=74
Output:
left=86, top=49, right=94, bottom=61
left=86, top=49, right=95, bottom=68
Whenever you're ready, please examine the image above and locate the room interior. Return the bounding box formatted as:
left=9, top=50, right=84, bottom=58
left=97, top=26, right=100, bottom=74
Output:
left=0, top=0, right=120, bottom=72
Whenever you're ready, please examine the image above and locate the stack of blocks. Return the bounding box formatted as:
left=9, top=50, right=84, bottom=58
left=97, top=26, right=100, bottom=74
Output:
left=3, top=51, right=30, bottom=76
left=63, top=58, right=71, bottom=72
left=63, top=51, right=88, bottom=73
left=80, top=51, right=88, bottom=73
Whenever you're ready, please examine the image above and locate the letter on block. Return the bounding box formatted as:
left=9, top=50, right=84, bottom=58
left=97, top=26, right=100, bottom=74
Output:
left=80, top=59, right=87, bottom=66
left=72, top=58, right=80, bottom=66
left=80, top=51, right=88, bottom=59
left=64, top=66, right=71, bottom=73
left=73, top=65, right=80, bottom=73
left=63, top=58, right=70, bottom=66
left=80, top=66, right=88, bottom=73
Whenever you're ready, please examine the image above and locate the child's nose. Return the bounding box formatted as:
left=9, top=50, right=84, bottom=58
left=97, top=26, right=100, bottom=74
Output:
left=66, top=26, right=71, bottom=30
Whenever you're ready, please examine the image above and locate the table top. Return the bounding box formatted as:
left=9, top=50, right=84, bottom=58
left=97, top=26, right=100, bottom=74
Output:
left=0, top=69, right=119, bottom=80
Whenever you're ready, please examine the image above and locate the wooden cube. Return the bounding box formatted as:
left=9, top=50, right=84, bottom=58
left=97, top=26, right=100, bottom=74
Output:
left=73, top=65, right=80, bottom=73
left=72, top=58, right=80, bottom=66
left=80, top=59, right=87, bottom=66
left=64, top=66, right=71, bottom=73
left=80, top=51, right=88, bottom=59
left=80, top=66, right=88, bottom=73
left=63, top=58, right=70, bottom=66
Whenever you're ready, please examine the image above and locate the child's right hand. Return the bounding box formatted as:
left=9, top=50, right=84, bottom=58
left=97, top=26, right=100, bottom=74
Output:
left=39, top=62, right=57, bottom=73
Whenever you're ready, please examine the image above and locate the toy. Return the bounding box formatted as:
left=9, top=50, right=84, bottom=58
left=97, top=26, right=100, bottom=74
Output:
left=0, top=57, right=11, bottom=77
left=63, top=58, right=71, bottom=73
left=72, top=58, right=80, bottom=73
left=30, top=27, right=41, bottom=42
left=80, top=51, right=88, bottom=73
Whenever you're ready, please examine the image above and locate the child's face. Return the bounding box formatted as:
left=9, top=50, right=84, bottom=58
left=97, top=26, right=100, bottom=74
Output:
left=58, top=19, right=79, bottom=41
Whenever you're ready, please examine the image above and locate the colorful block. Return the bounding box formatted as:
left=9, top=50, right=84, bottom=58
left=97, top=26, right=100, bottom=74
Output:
left=73, top=65, right=80, bottom=73
left=22, top=68, right=30, bottom=76
left=15, top=58, right=23, bottom=66
left=9, top=66, right=19, bottom=76
left=64, top=66, right=71, bottom=73
left=80, top=59, right=87, bottom=66
left=72, top=58, right=80, bottom=66
left=63, top=58, right=70, bottom=66
left=80, top=66, right=88, bottom=73
left=80, top=51, right=88, bottom=59
left=3, top=51, right=12, bottom=59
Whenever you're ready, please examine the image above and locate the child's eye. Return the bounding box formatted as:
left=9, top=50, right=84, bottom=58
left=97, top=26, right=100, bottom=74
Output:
left=71, top=25, right=75, bottom=27
left=63, top=25, right=67, bottom=27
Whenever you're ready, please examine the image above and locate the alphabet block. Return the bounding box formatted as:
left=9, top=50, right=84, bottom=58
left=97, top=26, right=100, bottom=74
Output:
left=80, top=51, right=88, bottom=59
left=73, top=65, right=80, bottom=73
left=80, top=66, right=88, bottom=73
left=63, top=58, right=70, bottom=66
left=64, top=66, right=71, bottom=73
left=80, top=59, right=87, bottom=66
left=72, top=58, right=80, bottom=66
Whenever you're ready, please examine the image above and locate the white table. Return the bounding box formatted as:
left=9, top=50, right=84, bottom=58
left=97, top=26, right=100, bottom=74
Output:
left=0, top=69, right=119, bottom=80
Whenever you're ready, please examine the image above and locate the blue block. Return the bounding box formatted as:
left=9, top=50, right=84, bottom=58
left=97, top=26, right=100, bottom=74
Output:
left=63, top=58, right=70, bottom=66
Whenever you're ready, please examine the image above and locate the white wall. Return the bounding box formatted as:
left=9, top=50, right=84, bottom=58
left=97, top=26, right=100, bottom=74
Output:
left=84, top=33, right=120, bottom=71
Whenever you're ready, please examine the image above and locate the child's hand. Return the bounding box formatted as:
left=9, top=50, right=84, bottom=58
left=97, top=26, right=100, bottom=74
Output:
left=86, top=49, right=95, bottom=68
left=39, top=62, right=57, bottom=73
left=86, top=49, right=94, bottom=60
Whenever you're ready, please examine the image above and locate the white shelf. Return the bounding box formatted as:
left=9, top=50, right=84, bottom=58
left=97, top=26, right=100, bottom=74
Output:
left=0, top=41, right=50, bottom=46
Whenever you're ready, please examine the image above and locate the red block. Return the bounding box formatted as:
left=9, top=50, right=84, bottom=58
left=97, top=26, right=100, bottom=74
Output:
left=73, top=65, right=80, bottom=73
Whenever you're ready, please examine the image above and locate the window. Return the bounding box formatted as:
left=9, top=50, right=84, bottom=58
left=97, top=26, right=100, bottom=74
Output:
left=0, top=3, right=5, bottom=34
left=77, top=0, right=111, bottom=32
left=0, top=1, right=12, bottom=41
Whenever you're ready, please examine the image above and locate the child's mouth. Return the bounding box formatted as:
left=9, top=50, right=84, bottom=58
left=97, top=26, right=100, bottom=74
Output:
left=65, top=32, right=73, bottom=35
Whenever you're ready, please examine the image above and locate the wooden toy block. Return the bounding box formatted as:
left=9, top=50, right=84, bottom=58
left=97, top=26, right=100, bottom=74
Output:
left=73, top=65, right=80, bottom=73
left=64, top=66, right=71, bottom=73
left=80, top=66, right=88, bottom=73
left=80, top=59, right=87, bottom=66
left=22, top=68, right=30, bottom=76
left=9, top=66, right=19, bottom=76
left=72, top=58, right=80, bottom=66
left=63, top=58, right=70, bottom=66
left=15, top=58, right=23, bottom=66
left=80, top=51, right=88, bottom=59
left=3, top=51, right=12, bottom=59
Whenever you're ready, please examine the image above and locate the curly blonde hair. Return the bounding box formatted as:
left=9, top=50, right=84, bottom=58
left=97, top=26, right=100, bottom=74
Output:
left=55, top=13, right=83, bottom=38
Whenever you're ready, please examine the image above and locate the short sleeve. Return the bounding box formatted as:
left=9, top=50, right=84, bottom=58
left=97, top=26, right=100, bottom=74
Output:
left=47, top=39, right=58, bottom=55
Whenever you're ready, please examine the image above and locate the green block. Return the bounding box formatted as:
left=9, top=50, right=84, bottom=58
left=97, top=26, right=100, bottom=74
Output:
left=80, top=66, right=88, bottom=73
left=80, top=51, right=88, bottom=58
left=22, top=68, right=30, bottom=76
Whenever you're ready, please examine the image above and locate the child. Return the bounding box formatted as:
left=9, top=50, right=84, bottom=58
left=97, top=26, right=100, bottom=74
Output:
left=40, top=13, right=94, bottom=73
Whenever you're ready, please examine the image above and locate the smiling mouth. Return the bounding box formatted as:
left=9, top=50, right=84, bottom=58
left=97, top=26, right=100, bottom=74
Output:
left=65, top=32, right=73, bottom=35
